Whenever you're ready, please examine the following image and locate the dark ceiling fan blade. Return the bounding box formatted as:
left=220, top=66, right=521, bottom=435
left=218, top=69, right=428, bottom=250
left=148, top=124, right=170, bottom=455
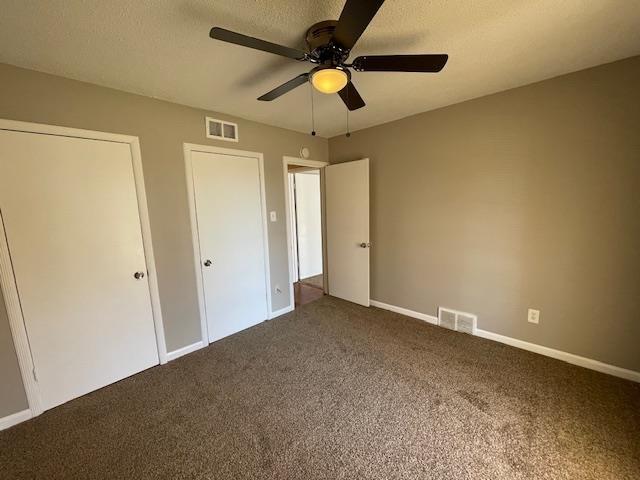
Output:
left=337, top=81, right=366, bottom=111
left=258, top=73, right=310, bottom=101
left=331, top=0, right=385, bottom=51
left=210, top=27, right=307, bottom=61
left=352, top=54, right=449, bottom=72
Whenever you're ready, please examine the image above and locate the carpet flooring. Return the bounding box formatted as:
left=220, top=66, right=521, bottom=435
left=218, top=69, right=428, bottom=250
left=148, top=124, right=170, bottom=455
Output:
left=1, top=296, right=639, bottom=479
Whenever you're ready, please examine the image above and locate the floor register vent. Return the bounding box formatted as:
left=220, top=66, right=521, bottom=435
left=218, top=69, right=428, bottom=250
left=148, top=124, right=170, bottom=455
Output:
left=437, top=307, right=477, bottom=335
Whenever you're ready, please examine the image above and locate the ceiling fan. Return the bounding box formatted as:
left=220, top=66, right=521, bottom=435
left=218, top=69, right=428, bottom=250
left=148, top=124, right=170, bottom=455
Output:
left=209, top=0, right=448, bottom=111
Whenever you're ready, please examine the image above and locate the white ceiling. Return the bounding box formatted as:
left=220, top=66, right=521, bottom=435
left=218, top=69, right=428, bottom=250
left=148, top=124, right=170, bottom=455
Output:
left=1, top=1, right=639, bottom=137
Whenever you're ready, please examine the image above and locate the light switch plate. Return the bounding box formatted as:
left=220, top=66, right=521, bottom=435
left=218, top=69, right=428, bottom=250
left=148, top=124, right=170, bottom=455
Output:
left=269, top=211, right=277, bottom=222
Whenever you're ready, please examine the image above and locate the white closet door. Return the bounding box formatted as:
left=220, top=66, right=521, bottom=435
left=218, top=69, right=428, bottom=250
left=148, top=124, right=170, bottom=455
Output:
left=191, top=151, right=268, bottom=342
left=325, top=159, right=370, bottom=306
left=0, top=130, right=159, bottom=411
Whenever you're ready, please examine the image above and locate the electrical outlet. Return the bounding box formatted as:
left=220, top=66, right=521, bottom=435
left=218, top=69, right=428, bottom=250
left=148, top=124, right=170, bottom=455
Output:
left=528, top=308, right=540, bottom=324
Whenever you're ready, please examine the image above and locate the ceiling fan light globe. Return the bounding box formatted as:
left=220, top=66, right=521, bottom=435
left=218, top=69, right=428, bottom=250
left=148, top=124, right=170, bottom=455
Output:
left=311, top=68, right=348, bottom=94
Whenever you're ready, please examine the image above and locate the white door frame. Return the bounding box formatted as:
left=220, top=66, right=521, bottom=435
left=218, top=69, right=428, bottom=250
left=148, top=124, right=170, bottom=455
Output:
left=287, top=174, right=299, bottom=283
left=184, top=143, right=273, bottom=345
left=282, top=156, right=329, bottom=309
left=0, top=119, right=167, bottom=419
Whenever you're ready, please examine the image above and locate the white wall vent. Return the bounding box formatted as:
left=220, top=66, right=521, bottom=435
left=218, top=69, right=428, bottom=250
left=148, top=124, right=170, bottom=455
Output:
left=437, top=307, right=477, bottom=335
left=439, top=309, right=456, bottom=331
left=205, top=117, right=239, bottom=142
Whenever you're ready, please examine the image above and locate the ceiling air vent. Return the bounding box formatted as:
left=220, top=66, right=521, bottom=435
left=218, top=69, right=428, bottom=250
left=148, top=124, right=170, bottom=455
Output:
left=205, top=117, right=239, bottom=142
left=438, top=307, right=477, bottom=335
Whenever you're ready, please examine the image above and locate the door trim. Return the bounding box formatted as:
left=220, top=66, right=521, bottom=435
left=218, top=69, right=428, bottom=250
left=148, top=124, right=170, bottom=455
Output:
left=184, top=143, right=272, bottom=345
left=0, top=119, right=167, bottom=418
left=282, top=157, right=329, bottom=310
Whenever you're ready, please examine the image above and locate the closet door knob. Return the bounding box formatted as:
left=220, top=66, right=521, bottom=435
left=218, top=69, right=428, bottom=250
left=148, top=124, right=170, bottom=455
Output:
left=203, top=259, right=213, bottom=267
left=134, top=271, right=145, bottom=280
left=359, top=242, right=371, bottom=248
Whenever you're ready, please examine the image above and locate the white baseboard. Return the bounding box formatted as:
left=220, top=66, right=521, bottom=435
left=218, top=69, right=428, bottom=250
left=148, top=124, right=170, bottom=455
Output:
left=371, top=299, right=640, bottom=383
left=166, top=341, right=204, bottom=362
left=371, top=300, right=438, bottom=325
left=0, top=408, right=31, bottom=431
left=269, top=305, right=294, bottom=319
left=474, top=329, right=640, bottom=383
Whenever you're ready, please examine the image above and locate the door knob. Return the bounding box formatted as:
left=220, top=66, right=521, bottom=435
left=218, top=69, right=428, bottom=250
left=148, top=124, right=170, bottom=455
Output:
left=203, top=259, right=213, bottom=267
left=134, top=271, right=145, bottom=280
left=359, top=242, right=371, bottom=248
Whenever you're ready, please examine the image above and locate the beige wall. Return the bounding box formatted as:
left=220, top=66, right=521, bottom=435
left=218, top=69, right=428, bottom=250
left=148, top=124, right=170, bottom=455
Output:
left=329, top=56, right=640, bottom=372
left=0, top=63, right=328, bottom=417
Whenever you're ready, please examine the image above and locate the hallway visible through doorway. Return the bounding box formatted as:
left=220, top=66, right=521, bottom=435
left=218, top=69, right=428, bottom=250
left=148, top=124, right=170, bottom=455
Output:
left=288, top=165, right=324, bottom=306
left=293, top=280, right=324, bottom=306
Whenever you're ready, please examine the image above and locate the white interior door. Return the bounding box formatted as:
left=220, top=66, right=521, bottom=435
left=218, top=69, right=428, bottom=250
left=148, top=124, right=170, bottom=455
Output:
left=325, top=159, right=370, bottom=306
left=191, top=151, right=268, bottom=342
left=0, top=130, right=159, bottom=411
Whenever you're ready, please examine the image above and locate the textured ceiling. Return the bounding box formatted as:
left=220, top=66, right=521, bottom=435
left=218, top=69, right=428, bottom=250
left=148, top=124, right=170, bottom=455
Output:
left=1, top=1, right=639, bottom=137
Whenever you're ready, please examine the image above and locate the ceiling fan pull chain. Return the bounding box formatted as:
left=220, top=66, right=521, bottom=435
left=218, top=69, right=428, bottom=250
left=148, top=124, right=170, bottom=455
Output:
left=346, top=87, right=351, bottom=137
left=310, top=83, right=316, bottom=136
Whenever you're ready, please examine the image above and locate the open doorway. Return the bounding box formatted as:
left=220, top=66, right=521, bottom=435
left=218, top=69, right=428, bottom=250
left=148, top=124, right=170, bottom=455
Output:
left=289, top=167, right=323, bottom=305
left=283, top=157, right=328, bottom=307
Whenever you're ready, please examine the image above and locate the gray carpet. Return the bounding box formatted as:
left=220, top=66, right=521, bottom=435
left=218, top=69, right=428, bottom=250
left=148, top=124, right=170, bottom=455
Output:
left=1, top=296, right=639, bottom=479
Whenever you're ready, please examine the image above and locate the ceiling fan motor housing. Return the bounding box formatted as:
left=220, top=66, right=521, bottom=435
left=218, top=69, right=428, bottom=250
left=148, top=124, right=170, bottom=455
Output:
left=305, top=20, right=349, bottom=65
left=305, top=21, right=337, bottom=51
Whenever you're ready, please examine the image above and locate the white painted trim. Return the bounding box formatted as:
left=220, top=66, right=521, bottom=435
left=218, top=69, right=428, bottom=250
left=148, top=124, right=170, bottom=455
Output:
left=287, top=173, right=299, bottom=283
left=268, top=305, right=294, bottom=320
left=184, top=143, right=273, bottom=344
left=166, top=341, right=205, bottom=362
left=0, top=211, right=44, bottom=416
left=130, top=138, right=168, bottom=365
left=0, top=119, right=168, bottom=418
left=371, top=300, right=439, bottom=325
left=372, top=299, right=639, bottom=383
left=282, top=157, right=329, bottom=169
left=257, top=155, right=274, bottom=320
left=282, top=156, right=329, bottom=311
left=0, top=119, right=142, bottom=144
left=0, top=409, right=32, bottom=431
left=184, top=145, right=210, bottom=347
left=474, top=329, right=640, bottom=383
